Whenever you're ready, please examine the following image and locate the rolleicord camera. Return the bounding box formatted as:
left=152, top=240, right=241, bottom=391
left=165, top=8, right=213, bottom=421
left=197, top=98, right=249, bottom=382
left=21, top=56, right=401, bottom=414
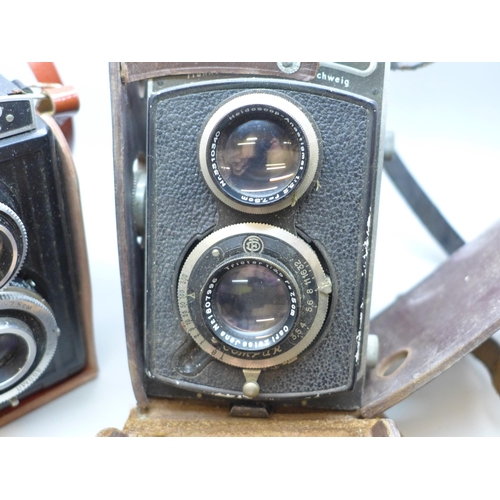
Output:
left=0, top=72, right=94, bottom=424
left=112, top=62, right=387, bottom=413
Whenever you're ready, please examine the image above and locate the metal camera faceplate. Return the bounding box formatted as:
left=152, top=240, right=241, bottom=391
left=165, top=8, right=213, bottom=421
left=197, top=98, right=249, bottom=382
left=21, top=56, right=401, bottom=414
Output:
left=145, top=69, right=386, bottom=408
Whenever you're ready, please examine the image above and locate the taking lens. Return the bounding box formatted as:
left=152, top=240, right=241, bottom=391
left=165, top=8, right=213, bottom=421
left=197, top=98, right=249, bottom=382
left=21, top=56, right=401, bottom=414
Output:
left=0, top=291, right=59, bottom=404
left=202, top=257, right=298, bottom=352
left=0, top=334, right=27, bottom=383
left=214, top=264, right=291, bottom=339
left=0, top=318, right=37, bottom=392
left=179, top=223, right=332, bottom=367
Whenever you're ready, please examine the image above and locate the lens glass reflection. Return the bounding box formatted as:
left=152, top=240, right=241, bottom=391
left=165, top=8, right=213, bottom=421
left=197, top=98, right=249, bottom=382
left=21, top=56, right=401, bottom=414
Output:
left=217, top=119, right=301, bottom=197
left=214, top=264, right=290, bottom=339
left=0, top=334, right=28, bottom=387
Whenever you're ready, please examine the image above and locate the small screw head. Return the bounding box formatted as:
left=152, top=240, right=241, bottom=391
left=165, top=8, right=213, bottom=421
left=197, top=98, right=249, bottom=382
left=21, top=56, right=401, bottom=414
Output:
left=211, top=248, right=221, bottom=258
left=6, top=114, right=14, bottom=123
left=277, top=62, right=301, bottom=74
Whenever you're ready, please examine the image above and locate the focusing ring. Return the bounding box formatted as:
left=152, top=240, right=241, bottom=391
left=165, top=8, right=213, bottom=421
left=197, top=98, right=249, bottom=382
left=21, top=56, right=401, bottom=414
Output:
left=199, top=92, right=320, bottom=214
left=177, top=223, right=332, bottom=369
left=0, top=287, right=59, bottom=405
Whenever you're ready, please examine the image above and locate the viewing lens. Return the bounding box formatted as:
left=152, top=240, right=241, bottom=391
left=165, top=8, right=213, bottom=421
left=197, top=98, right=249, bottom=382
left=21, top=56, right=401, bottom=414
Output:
left=214, top=264, right=291, bottom=340
left=217, top=118, right=301, bottom=198
left=0, top=203, right=27, bottom=289
left=200, top=93, right=320, bottom=214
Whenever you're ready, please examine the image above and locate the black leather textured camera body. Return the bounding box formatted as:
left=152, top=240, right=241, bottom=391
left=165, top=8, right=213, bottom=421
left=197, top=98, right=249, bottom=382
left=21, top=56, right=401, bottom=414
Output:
left=0, top=74, right=94, bottom=422
left=112, top=63, right=387, bottom=411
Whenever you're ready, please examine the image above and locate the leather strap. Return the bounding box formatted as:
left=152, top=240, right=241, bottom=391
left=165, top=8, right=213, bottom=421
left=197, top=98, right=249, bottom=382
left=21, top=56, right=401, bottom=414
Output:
left=27, top=62, right=79, bottom=149
left=383, top=151, right=500, bottom=397
left=27, top=62, right=62, bottom=87
left=384, top=152, right=465, bottom=255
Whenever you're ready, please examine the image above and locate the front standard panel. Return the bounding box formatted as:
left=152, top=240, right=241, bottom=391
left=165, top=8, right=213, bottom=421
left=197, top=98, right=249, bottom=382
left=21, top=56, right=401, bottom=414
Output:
left=142, top=65, right=387, bottom=409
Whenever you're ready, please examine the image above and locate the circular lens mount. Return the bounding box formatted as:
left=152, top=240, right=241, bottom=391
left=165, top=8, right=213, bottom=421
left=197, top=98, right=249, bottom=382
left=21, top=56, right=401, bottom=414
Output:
left=0, top=318, right=37, bottom=392
left=199, top=92, right=320, bottom=214
left=178, top=223, right=333, bottom=369
left=0, top=286, right=59, bottom=405
left=0, top=203, right=28, bottom=289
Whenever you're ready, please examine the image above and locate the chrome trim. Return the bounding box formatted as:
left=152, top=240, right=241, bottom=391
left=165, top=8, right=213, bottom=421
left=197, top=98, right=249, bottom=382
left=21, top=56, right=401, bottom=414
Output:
left=0, top=203, right=28, bottom=289
left=321, top=62, right=378, bottom=77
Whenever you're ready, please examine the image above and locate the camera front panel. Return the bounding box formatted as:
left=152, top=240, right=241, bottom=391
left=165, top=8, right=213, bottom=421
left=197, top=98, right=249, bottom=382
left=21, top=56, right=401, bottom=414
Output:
left=143, top=72, right=385, bottom=408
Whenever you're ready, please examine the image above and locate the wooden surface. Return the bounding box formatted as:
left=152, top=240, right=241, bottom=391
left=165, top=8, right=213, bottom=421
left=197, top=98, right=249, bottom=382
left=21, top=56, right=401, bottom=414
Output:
left=98, top=398, right=400, bottom=437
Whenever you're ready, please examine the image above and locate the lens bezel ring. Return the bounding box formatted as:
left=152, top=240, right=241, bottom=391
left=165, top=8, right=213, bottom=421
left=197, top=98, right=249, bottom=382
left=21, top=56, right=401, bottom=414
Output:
left=199, top=92, right=320, bottom=214
left=202, top=256, right=299, bottom=352
left=177, top=223, right=331, bottom=369
left=0, top=318, right=37, bottom=391
left=0, top=288, right=59, bottom=405
left=0, top=203, right=28, bottom=289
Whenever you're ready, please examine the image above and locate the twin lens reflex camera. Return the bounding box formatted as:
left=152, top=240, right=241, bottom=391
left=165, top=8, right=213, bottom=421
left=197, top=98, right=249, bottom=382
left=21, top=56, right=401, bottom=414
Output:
left=113, top=62, right=388, bottom=412
left=0, top=73, right=93, bottom=421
